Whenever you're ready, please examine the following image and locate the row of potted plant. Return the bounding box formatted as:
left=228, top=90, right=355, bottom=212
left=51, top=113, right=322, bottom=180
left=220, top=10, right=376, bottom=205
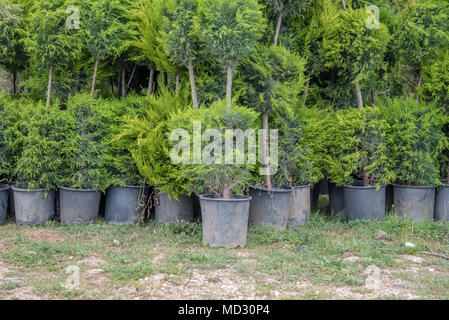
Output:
left=315, top=98, right=449, bottom=223
left=1, top=92, right=449, bottom=248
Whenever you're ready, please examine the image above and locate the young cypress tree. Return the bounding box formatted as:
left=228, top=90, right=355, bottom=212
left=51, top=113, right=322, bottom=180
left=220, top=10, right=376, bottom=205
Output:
left=196, top=0, right=265, bottom=110
left=262, top=0, right=313, bottom=48
left=396, top=0, right=449, bottom=102
left=81, top=0, right=129, bottom=98
left=26, top=0, right=82, bottom=106
left=161, top=0, right=202, bottom=109
left=240, top=45, right=305, bottom=189
left=0, top=0, right=27, bottom=94
left=126, top=0, right=177, bottom=96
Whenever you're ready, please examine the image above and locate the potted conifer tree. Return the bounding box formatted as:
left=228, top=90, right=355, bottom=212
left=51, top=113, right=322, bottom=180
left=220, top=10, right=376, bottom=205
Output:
left=273, top=113, right=320, bottom=227
left=12, top=102, right=71, bottom=226
left=103, top=96, right=150, bottom=225
left=59, top=95, right=108, bottom=225
left=382, top=98, right=448, bottom=222
left=240, top=45, right=305, bottom=229
left=167, top=100, right=257, bottom=248
left=122, top=87, right=195, bottom=225
left=326, top=107, right=393, bottom=221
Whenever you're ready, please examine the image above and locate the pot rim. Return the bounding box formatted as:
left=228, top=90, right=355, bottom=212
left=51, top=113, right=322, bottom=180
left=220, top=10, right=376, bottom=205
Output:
left=110, top=185, right=151, bottom=190
left=59, top=186, right=102, bottom=192
left=12, top=186, right=52, bottom=193
left=248, top=182, right=293, bottom=193
left=343, top=184, right=385, bottom=190
left=292, top=184, right=311, bottom=189
left=199, top=194, right=252, bottom=202
left=0, top=183, right=10, bottom=191
left=391, top=183, right=436, bottom=189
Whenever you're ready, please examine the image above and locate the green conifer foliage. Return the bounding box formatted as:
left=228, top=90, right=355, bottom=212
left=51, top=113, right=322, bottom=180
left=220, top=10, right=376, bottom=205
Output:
left=196, top=0, right=266, bottom=110
left=25, top=0, right=82, bottom=106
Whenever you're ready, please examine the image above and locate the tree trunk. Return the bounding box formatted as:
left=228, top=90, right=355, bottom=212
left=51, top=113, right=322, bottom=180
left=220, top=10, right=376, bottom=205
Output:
left=121, top=64, right=126, bottom=99
left=46, top=66, right=53, bottom=107
left=371, top=89, right=377, bottom=105
left=110, top=77, right=114, bottom=93
left=12, top=72, right=16, bottom=94
left=223, top=176, right=232, bottom=199
left=362, top=169, right=369, bottom=187
left=273, top=12, right=284, bottom=48
left=90, top=55, right=99, bottom=98
left=416, top=74, right=422, bottom=102
left=355, top=82, right=363, bottom=108
left=263, top=113, right=272, bottom=190
left=126, top=64, right=137, bottom=91
left=175, top=73, right=180, bottom=91
left=188, top=59, right=199, bottom=109
left=342, top=0, right=347, bottom=10
left=302, top=73, right=311, bottom=107
left=226, top=66, right=233, bottom=111
left=147, top=68, right=154, bottom=96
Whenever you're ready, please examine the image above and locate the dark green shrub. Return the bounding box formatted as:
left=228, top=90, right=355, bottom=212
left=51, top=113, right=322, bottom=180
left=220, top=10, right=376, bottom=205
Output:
left=0, top=94, right=26, bottom=183
left=380, top=97, right=448, bottom=186
left=62, top=94, right=109, bottom=191
left=119, top=86, right=192, bottom=198
left=166, top=100, right=258, bottom=198
left=14, top=101, right=73, bottom=193
left=101, top=94, right=150, bottom=187
left=324, top=106, right=394, bottom=188
left=272, top=112, right=320, bottom=187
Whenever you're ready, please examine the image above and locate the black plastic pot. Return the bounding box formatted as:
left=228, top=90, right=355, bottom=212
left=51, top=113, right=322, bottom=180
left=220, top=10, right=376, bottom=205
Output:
left=199, top=194, right=251, bottom=248
left=392, top=184, right=435, bottom=222
left=13, top=187, right=55, bottom=226
left=105, top=185, right=150, bottom=225
left=343, top=185, right=386, bottom=221
left=310, top=183, right=320, bottom=212
left=320, top=179, right=329, bottom=195
left=329, top=182, right=345, bottom=216
left=435, top=184, right=449, bottom=222
left=288, top=184, right=311, bottom=227
left=248, top=183, right=293, bottom=230
left=385, top=184, right=394, bottom=212
left=8, top=181, right=15, bottom=217
left=59, top=187, right=101, bottom=225
left=192, top=193, right=202, bottom=221
left=0, top=184, right=9, bottom=225
left=155, top=192, right=194, bottom=225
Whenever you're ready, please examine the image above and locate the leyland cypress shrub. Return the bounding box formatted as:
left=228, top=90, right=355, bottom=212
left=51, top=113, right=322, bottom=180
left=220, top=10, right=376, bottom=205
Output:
left=380, top=97, right=448, bottom=186
left=14, top=101, right=73, bottom=193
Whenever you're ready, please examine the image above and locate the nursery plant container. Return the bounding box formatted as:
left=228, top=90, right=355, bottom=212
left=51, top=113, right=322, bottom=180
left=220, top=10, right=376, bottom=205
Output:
left=343, top=185, right=386, bottom=221
left=320, top=179, right=329, bottom=195
left=192, top=193, right=202, bottom=221
left=199, top=194, right=251, bottom=248
left=435, top=183, right=449, bottom=222
left=288, top=184, right=311, bottom=228
left=248, top=183, right=293, bottom=230
left=385, top=184, right=394, bottom=212
left=155, top=192, right=194, bottom=225
left=392, top=184, right=435, bottom=222
left=59, top=187, right=101, bottom=225
left=105, top=185, right=150, bottom=225
left=13, top=187, right=55, bottom=226
left=0, top=184, right=9, bottom=225
left=310, top=183, right=320, bottom=211
left=8, top=182, right=15, bottom=217
left=329, top=182, right=345, bottom=216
